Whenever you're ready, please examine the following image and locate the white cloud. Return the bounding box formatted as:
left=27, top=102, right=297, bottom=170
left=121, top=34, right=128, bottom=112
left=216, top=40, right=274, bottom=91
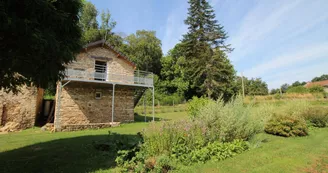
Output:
left=244, top=42, right=328, bottom=78
left=229, top=0, right=328, bottom=62
left=161, top=4, right=188, bottom=54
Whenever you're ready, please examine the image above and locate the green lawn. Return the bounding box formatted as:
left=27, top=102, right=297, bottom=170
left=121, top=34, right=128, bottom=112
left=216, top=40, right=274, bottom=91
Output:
left=177, top=128, right=328, bottom=173
left=0, top=112, right=187, bottom=173
left=0, top=111, right=328, bottom=173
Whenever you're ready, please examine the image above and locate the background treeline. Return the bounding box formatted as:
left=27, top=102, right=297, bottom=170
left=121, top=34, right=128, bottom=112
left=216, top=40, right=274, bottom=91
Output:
left=270, top=74, right=328, bottom=95
left=42, top=1, right=328, bottom=104
left=80, top=0, right=239, bottom=105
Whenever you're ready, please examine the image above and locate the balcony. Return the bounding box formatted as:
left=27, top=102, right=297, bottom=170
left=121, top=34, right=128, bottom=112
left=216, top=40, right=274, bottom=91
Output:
left=64, top=68, right=154, bottom=87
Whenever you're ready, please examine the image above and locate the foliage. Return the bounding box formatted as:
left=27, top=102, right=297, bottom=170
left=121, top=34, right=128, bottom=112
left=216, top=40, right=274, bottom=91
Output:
left=187, top=97, right=212, bottom=119
left=80, top=1, right=98, bottom=30
left=181, top=0, right=236, bottom=100
left=302, top=107, right=328, bottom=128
left=43, top=81, right=57, bottom=100
left=116, top=119, right=249, bottom=171
left=142, top=120, right=206, bottom=157
left=236, top=77, right=269, bottom=95
left=265, top=113, right=308, bottom=137
left=154, top=155, right=175, bottom=173
left=178, top=128, right=328, bottom=173
left=291, top=81, right=306, bottom=87
left=121, top=30, right=163, bottom=75
left=311, top=74, right=328, bottom=82
left=280, top=83, right=290, bottom=93
left=171, top=138, right=249, bottom=165
left=198, top=95, right=264, bottom=142
left=80, top=2, right=117, bottom=45
left=308, top=85, right=325, bottom=93
left=287, top=86, right=308, bottom=93
left=159, top=44, right=189, bottom=96
left=94, top=131, right=144, bottom=167
left=270, top=88, right=280, bottom=95
left=0, top=0, right=83, bottom=93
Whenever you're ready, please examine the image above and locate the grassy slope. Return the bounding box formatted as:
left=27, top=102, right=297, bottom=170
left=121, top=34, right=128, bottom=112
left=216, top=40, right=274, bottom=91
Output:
left=177, top=128, right=328, bottom=173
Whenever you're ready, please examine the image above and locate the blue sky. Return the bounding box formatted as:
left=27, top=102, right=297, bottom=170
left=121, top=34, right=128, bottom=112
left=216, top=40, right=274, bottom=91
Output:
left=89, top=0, right=328, bottom=89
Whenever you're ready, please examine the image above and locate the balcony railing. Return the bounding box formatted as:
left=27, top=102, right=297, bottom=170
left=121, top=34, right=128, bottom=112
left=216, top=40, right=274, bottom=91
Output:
left=65, top=68, right=154, bottom=86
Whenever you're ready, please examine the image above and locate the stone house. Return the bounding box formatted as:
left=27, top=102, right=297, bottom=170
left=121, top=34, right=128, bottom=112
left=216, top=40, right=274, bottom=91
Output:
left=54, top=40, right=154, bottom=131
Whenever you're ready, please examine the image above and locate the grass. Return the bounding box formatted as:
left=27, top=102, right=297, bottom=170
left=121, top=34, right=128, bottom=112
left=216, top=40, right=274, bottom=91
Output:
left=1, top=105, right=328, bottom=173
left=134, top=104, right=187, bottom=114
left=0, top=112, right=187, bottom=173
left=176, top=128, right=328, bottom=173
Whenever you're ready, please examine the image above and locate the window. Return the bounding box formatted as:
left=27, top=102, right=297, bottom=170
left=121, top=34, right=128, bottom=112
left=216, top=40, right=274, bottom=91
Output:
left=94, top=60, right=107, bottom=81
left=95, top=92, right=102, bottom=99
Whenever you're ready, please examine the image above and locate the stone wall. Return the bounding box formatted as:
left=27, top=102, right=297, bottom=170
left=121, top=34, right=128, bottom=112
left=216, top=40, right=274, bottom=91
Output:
left=67, top=47, right=135, bottom=83
left=0, top=86, right=38, bottom=130
left=55, top=84, right=134, bottom=130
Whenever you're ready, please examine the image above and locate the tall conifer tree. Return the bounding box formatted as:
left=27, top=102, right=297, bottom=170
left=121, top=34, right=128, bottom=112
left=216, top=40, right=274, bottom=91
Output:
left=182, top=0, right=236, bottom=99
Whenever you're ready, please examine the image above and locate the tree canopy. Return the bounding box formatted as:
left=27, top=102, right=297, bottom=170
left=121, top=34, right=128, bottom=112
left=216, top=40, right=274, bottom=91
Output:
left=0, top=0, right=83, bottom=93
left=80, top=2, right=117, bottom=45
left=312, top=74, right=328, bottom=82
left=121, top=30, right=163, bottom=75
left=236, top=77, right=269, bottom=96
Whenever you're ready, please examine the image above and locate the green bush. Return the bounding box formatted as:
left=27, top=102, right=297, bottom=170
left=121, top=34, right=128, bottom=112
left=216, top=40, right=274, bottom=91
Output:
left=142, top=120, right=206, bottom=157
left=198, top=95, right=263, bottom=142
left=274, top=93, right=282, bottom=100
left=116, top=138, right=249, bottom=171
left=171, top=139, right=249, bottom=165
left=287, top=86, right=308, bottom=93
left=154, top=155, right=175, bottom=173
left=187, top=96, right=212, bottom=119
left=302, top=107, right=328, bottom=128
left=264, top=113, right=308, bottom=137
left=309, top=85, right=325, bottom=93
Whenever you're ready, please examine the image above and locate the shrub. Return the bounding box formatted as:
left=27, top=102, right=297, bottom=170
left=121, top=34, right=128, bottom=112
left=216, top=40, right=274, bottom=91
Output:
left=309, top=85, right=325, bottom=93
left=274, top=93, right=282, bottom=100
left=187, top=96, right=212, bottom=119
left=287, top=86, right=309, bottom=94
left=279, top=100, right=310, bottom=116
left=264, top=113, right=308, bottom=137
left=302, top=107, right=328, bottom=128
left=171, top=139, right=249, bottom=165
left=197, top=95, right=263, bottom=142
left=142, top=120, right=207, bottom=157
left=154, top=155, right=175, bottom=173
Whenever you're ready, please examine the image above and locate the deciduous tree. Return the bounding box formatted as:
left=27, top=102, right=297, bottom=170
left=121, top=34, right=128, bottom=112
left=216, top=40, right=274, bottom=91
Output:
left=121, top=30, right=163, bottom=75
left=0, top=0, right=83, bottom=93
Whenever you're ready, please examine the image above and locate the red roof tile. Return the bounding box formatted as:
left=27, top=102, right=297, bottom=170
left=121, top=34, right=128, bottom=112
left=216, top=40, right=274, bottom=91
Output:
left=304, top=79, right=328, bottom=88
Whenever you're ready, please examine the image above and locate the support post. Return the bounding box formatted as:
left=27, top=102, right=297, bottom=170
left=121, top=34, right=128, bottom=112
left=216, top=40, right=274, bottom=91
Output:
left=143, top=94, right=146, bottom=122
left=152, top=87, right=155, bottom=121
left=241, top=72, right=245, bottom=98
left=112, top=84, right=116, bottom=123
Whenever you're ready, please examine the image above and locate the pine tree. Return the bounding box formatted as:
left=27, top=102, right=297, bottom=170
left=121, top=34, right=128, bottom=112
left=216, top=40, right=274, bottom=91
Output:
left=182, top=0, right=236, bottom=100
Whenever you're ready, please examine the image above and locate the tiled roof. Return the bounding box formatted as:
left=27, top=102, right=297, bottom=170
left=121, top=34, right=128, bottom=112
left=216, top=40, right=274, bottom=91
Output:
left=304, top=79, right=328, bottom=88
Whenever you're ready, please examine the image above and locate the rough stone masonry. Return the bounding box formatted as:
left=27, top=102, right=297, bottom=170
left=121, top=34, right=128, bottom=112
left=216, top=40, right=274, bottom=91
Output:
left=0, top=86, right=40, bottom=131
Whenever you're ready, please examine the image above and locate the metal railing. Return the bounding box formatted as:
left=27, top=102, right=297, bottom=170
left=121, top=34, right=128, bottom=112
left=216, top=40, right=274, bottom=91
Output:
left=65, top=68, right=154, bottom=86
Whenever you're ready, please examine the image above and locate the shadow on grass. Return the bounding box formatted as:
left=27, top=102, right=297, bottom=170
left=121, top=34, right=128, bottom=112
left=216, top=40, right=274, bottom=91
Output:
left=0, top=134, right=139, bottom=173
left=134, top=113, right=168, bottom=122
